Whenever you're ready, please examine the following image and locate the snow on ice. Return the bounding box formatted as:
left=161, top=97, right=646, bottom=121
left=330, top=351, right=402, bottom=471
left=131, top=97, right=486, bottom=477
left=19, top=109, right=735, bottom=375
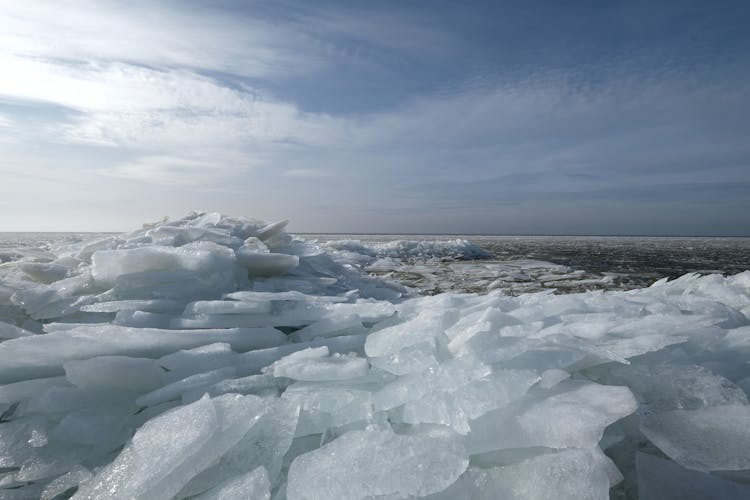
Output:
left=0, top=211, right=749, bottom=499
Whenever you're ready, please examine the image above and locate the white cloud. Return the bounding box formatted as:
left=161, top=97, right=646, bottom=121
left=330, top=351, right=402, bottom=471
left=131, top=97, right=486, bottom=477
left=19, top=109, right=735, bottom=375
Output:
left=0, top=51, right=350, bottom=154
left=0, top=0, right=319, bottom=79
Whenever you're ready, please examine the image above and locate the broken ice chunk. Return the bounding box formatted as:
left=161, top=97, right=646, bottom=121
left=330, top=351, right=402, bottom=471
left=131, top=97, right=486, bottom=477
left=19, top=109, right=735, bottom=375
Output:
left=271, top=346, right=329, bottom=367
left=373, top=359, right=491, bottom=411
left=256, top=220, right=290, bottom=242
left=91, top=242, right=236, bottom=288
left=51, top=407, right=129, bottom=446
left=159, top=343, right=239, bottom=382
left=400, top=369, right=540, bottom=434
left=0, top=376, right=70, bottom=405
left=184, top=300, right=273, bottom=315
left=640, top=405, right=750, bottom=471
left=241, top=237, right=269, bottom=253
left=178, top=399, right=298, bottom=496
left=429, top=448, right=615, bottom=500
left=17, top=386, right=133, bottom=417
left=0, top=325, right=286, bottom=383
left=113, top=309, right=174, bottom=328
left=72, top=395, right=219, bottom=499
left=293, top=314, right=366, bottom=341
left=203, top=373, right=279, bottom=398
left=237, top=251, right=299, bottom=277
left=145, top=225, right=242, bottom=248
left=365, top=309, right=456, bottom=358
left=272, top=350, right=369, bottom=382
left=135, top=367, right=238, bottom=407
left=286, top=427, right=468, bottom=500
left=636, top=452, right=750, bottom=500
left=467, top=382, right=638, bottom=454
left=590, top=363, right=749, bottom=412
left=0, top=320, right=35, bottom=340
left=368, top=341, right=440, bottom=376
left=538, top=368, right=570, bottom=389
left=269, top=347, right=368, bottom=382
left=282, top=383, right=373, bottom=436
left=64, top=356, right=163, bottom=393
left=11, top=272, right=95, bottom=320
left=79, top=299, right=182, bottom=313
left=73, top=394, right=266, bottom=500
left=225, top=290, right=349, bottom=303
left=19, top=262, right=69, bottom=284
left=40, top=465, right=94, bottom=500
left=444, top=307, right=521, bottom=350
left=191, top=466, right=270, bottom=500
left=75, top=236, right=122, bottom=263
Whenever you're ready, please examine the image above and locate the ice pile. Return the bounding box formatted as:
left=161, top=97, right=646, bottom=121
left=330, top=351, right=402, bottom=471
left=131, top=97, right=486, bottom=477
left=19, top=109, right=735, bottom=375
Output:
left=0, top=212, right=749, bottom=499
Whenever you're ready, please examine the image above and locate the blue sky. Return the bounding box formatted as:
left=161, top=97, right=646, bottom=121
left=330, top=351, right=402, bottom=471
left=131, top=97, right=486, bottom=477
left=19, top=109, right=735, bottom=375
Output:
left=1, top=0, right=749, bottom=234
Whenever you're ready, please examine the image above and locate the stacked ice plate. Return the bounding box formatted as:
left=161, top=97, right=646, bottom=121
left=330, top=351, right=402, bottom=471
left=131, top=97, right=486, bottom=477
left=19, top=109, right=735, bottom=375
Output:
left=0, top=211, right=749, bottom=499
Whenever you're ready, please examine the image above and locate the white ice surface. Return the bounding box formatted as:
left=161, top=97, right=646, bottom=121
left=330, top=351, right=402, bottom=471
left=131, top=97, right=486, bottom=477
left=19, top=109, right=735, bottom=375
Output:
left=0, top=211, right=749, bottom=499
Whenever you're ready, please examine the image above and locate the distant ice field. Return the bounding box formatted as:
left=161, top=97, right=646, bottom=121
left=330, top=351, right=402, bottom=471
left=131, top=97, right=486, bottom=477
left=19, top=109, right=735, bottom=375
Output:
left=305, top=233, right=750, bottom=294
left=5, top=232, right=748, bottom=297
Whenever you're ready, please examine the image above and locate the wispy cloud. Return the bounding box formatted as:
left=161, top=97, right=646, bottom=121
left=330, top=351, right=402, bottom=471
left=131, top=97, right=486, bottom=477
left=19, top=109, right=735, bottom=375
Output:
left=99, top=156, right=224, bottom=186
left=0, top=0, right=319, bottom=79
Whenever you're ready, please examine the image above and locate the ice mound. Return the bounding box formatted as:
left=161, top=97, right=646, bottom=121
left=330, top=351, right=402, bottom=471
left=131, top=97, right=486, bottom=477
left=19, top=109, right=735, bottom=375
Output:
left=0, top=211, right=749, bottom=499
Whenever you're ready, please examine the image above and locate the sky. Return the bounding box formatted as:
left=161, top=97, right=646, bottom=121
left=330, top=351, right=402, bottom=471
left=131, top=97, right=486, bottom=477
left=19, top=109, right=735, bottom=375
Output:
left=1, top=0, right=749, bottom=235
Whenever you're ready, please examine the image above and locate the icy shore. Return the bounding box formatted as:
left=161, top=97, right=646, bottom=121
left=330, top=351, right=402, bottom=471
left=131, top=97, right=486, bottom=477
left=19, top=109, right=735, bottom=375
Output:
left=1, top=212, right=749, bottom=499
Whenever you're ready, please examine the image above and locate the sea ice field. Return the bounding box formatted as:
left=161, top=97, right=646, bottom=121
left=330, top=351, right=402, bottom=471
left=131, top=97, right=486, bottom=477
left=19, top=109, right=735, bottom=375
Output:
left=0, top=212, right=749, bottom=499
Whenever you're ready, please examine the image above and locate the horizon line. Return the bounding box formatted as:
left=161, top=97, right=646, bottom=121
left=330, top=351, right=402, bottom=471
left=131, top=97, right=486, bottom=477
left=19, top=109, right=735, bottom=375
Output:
left=2, top=230, right=749, bottom=239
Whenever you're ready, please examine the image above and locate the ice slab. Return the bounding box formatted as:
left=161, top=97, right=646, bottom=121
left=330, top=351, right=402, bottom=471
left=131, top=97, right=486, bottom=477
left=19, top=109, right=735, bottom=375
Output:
left=64, top=356, right=163, bottom=392
left=135, top=367, right=238, bottom=407
left=467, top=382, right=638, bottom=453
left=282, top=382, right=373, bottom=436
left=364, top=309, right=456, bottom=358
left=178, top=399, right=298, bottom=496
left=590, top=363, right=749, bottom=412
left=399, top=369, right=540, bottom=434
left=19, top=262, right=69, bottom=284
left=430, top=448, right=615, bottom=500
left=0, top=376, right=70, bottom=404
left=184, top=300, right=273, bottom=315
left=640, top=405, right=750, bottom=471
left=191, top=466, right=270, bottom=500
left=0, top=325, right=286, bottom=383
left=236, top=251, right=299, bottom=277
left=41, top=465, right=93, bottom=500
left=286, top=427, right=468, bottom=500
left=73, top=394, right=266, bottom=500
left=0, top=320, right=34, bottom=340
left=373, top=359, right=491, bottom=411
left=271, top=348, right=369, bottom=382
left=91, top=242, right=236, bottom=287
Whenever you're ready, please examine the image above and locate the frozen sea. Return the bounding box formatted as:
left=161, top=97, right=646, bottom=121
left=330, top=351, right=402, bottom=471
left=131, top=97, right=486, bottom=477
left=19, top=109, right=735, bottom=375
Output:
left=1, top=217, right=750, bottom=499
left=305, top=233, right=750, bottom=294
left=5, top=232, right=748, bottom=295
